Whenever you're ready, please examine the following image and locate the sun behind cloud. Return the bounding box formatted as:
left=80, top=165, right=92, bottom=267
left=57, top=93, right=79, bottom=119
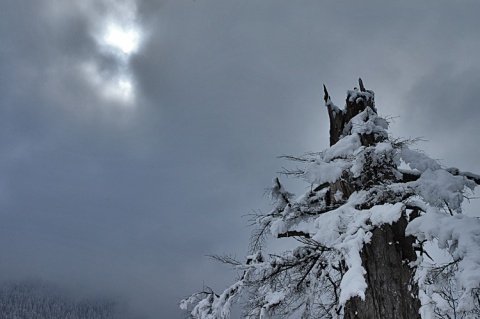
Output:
left=102, top=22, right=141, bottom=56
left=88, top=9, right=143, bottom=108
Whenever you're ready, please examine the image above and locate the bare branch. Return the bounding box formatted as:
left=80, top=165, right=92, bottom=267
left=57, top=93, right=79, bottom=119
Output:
left=277, top=230, right=311, bottom=239
left=207, top=254, right=242, bottom=266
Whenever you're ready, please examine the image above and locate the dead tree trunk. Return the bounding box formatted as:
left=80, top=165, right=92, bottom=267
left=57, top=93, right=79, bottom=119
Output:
left=325, top=79, right=421, bottom=319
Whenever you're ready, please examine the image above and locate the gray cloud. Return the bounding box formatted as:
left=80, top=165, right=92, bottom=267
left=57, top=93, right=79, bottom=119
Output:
left=1, top=1, right=480, bottom=318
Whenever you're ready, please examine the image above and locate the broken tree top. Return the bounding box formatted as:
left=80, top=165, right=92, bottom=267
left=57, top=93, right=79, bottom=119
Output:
left=324, top=78, right=380, bottom=146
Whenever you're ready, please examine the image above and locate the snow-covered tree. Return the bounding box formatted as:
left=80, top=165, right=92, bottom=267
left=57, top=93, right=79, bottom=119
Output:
left=181, top=79, right=480, bottom=319
left=0, top=281, right=124, bottom=319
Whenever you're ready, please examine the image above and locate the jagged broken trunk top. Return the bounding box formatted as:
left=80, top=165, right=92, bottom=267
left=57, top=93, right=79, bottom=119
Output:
left=325, top=79, right=421, bottom=319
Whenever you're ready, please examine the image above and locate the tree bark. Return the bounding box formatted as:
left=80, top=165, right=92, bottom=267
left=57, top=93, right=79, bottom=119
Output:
left=325, top=79, right=421, bottom=319
left=343, top=218, right=420, bottom=319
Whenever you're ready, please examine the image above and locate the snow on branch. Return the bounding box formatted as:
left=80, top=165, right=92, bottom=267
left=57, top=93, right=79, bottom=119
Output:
left=407, top=208, right=480, bottom=314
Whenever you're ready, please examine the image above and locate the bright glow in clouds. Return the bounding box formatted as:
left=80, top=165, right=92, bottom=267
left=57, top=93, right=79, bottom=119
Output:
left=90, top=14, right=142, bottom=106
left=80, top=62, right=135, bottom=106
left=103, top=23, right=140, bottom=55
left=76, top=0, right=143, bottom=108
left=105, top=76, right=135, bottom=104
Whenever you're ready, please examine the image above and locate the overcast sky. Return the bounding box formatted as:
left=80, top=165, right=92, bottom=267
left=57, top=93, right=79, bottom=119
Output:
left=1, top=1, right=480, bottom=318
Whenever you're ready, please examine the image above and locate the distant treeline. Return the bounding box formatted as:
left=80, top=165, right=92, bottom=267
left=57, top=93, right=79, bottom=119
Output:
left=0, top=281, right=126, bottom=319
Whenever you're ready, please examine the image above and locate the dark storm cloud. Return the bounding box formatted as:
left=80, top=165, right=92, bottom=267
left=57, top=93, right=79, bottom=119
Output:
left=1, top=1, right=480, bottom=318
